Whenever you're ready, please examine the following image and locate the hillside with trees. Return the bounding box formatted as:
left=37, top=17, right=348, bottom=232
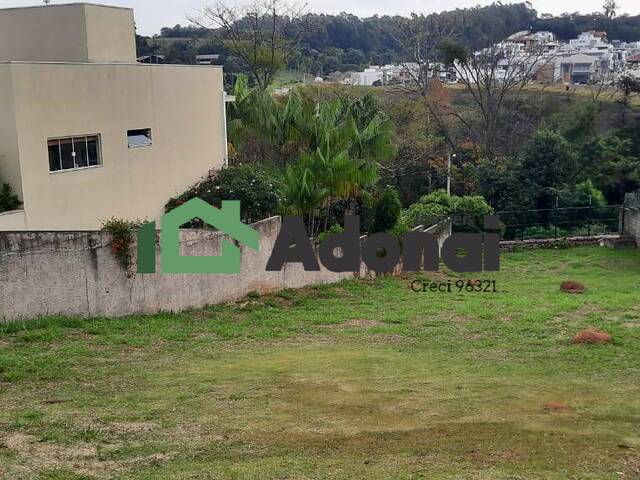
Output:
left=138, top=2, right=640, bottom=75
left=151, top=0, right=640, bottom=241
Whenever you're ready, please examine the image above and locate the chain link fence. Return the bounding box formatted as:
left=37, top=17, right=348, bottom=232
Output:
left=498, top=206, right=622, bottom=241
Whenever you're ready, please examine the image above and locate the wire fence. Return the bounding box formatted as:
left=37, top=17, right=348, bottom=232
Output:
left=498, top=206, right=622, bottom=241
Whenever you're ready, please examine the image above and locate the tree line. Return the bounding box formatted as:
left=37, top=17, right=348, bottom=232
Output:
left=137, top=2, right=640, bottom=76
left=151, top=0, right=640, bottom=242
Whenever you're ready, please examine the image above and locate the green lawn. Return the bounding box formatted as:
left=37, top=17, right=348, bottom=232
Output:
left=269, top=69, right=305, bottom=90
left=1, top=246, right=639, bottom=479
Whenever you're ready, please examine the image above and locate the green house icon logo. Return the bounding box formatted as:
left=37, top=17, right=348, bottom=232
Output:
left=137, top=198, right=260, bottom=274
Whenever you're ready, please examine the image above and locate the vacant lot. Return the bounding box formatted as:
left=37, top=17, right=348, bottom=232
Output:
left=0, top=246, right=639, bottom=479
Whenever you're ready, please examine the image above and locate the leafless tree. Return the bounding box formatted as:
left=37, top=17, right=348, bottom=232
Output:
left=442, top=40, right=552, bottom=158
left=603, top=0, right=618, bottom=19
left=391, top=14, right=455, bottom=98
left=617, top=74, right=640, bottom=122
left=388, top=14, right=465, bottom=168
left=190, top=0, right=308, bottom=90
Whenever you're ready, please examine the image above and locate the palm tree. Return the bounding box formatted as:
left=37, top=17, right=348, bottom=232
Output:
left=226, top=76, right=397, bottom=233
left=282, top=153, right=327, bottom=235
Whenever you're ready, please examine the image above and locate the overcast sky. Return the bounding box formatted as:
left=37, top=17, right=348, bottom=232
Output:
left=3, top=0, right=640, bottom=35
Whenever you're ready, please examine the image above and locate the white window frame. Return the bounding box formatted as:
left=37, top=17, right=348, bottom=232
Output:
left=47, top=134, right=102, bottom=174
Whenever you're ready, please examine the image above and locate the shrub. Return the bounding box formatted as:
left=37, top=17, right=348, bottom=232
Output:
left=101, top=217, right=144, bottom=270
left=0, top=182, right=21, bottom=213
left=399, top=190, right=493, bottom=231
left=166, top=165, right=283, bottom=226
left=373, top=186, right=402, bottom=233
left=317, top=223, right=344, bottom=244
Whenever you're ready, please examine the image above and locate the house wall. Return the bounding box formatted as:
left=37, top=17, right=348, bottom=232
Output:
left=0, top=4, right=136, bottom=63
left=1, top=62, right=225, bottom=230
left=84, top=4, right=137, bottom=63
left=0, top=218, right=454, bottom=322
left=0, top=66, right=22, bottom=199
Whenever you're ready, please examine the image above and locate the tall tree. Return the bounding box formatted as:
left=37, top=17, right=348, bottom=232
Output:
left=616, top=75, right=640, bottom=122
left=391, top=14, right=455, bottom=98
left=441, top=38, right=550, bottom=159
left=191, top=0, right=308, bottom=90
left=603, top=0, right=618, bottom=19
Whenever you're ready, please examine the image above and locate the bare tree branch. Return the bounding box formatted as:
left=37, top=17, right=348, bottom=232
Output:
left=190, top=0, right=309, bottom=90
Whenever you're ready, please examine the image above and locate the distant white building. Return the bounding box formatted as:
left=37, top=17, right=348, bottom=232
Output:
left=554, top=31, right=626, bottom=83
left=569, top=31, right=609, bottom=50
left=474, top=29, right=631, bottom=85
left=507, top=30, right=558, bottom=53
left=554, top=53, right=600, bottom=84
left=346, top=62, right=426, bottom=87
left=349, top=67, right=383, bottom=86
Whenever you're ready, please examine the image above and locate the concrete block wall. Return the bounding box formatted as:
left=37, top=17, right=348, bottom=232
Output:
left=624, top=191, right=640, bottom=245
left=424, top=217, right=453, bottom=251
left=0, top=216, right=453, bottom=322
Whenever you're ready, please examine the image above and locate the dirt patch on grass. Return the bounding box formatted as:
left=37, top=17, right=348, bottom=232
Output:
left=620, top=453, right=640, bottom=476
left=573, top=328, right=612, bottom=344
left=560, top=281, right=586, bottom=294
left=0, top=430, right=176, bottom=478
left=238, top=420, right=621, bottom=472
left=369, top=334, right=416, bottom=345
left=415, top=313, right=470, bottom=326
left=326, top=318, right=383, bottom=330
left=1, top=432, right=100, bottom=473
left=543, top=401, right=570, bottom=412
left=551, top=303, right=607, bottom=333
left=109, top=422, right=157, bottom=434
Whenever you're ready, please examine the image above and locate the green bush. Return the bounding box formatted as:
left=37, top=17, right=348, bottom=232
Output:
left=373, top=186, right=402, bottom=233
left=398, top=190, right=493, bottom=231
left=166, top=165, right=283, bottom=226
left=0, top=182, right=21, bottom=213
left=556, top=180, right=607, bottom=208
left=101, top=217, right=144, bottom=270
left=317, top=223, right=344, bottom=244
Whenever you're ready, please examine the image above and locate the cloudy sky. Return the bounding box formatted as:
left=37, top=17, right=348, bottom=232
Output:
left=3, top=0, right=640, bottom=35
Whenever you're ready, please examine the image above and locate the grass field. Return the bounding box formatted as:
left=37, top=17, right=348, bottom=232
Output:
left=1, top=246, right=639, bottom=479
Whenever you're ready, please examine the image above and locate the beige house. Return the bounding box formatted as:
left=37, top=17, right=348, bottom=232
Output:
left=0, top=3, right=227, bottom=231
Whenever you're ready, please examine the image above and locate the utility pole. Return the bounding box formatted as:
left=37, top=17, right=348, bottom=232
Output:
left=222, top=92, right=236, bottom=168
left=447, top=153, right=456, bottom=196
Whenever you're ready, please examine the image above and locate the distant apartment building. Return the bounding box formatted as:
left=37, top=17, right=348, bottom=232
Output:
left=0, top=3, right=227, bottom=231
left=349, top=67, right=384, bottom=86
left=569, top=31, right=609, bottom=50
left=554, top=31, right=626, bottom=83
left=346, top=63, right=423, bottom=87
left=506, top=30, right=558, bottom=53
left=555, top=53, right=600, bottom=84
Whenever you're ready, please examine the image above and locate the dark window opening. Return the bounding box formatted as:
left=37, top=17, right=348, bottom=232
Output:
left=128, top=128, right=152, bottom=148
